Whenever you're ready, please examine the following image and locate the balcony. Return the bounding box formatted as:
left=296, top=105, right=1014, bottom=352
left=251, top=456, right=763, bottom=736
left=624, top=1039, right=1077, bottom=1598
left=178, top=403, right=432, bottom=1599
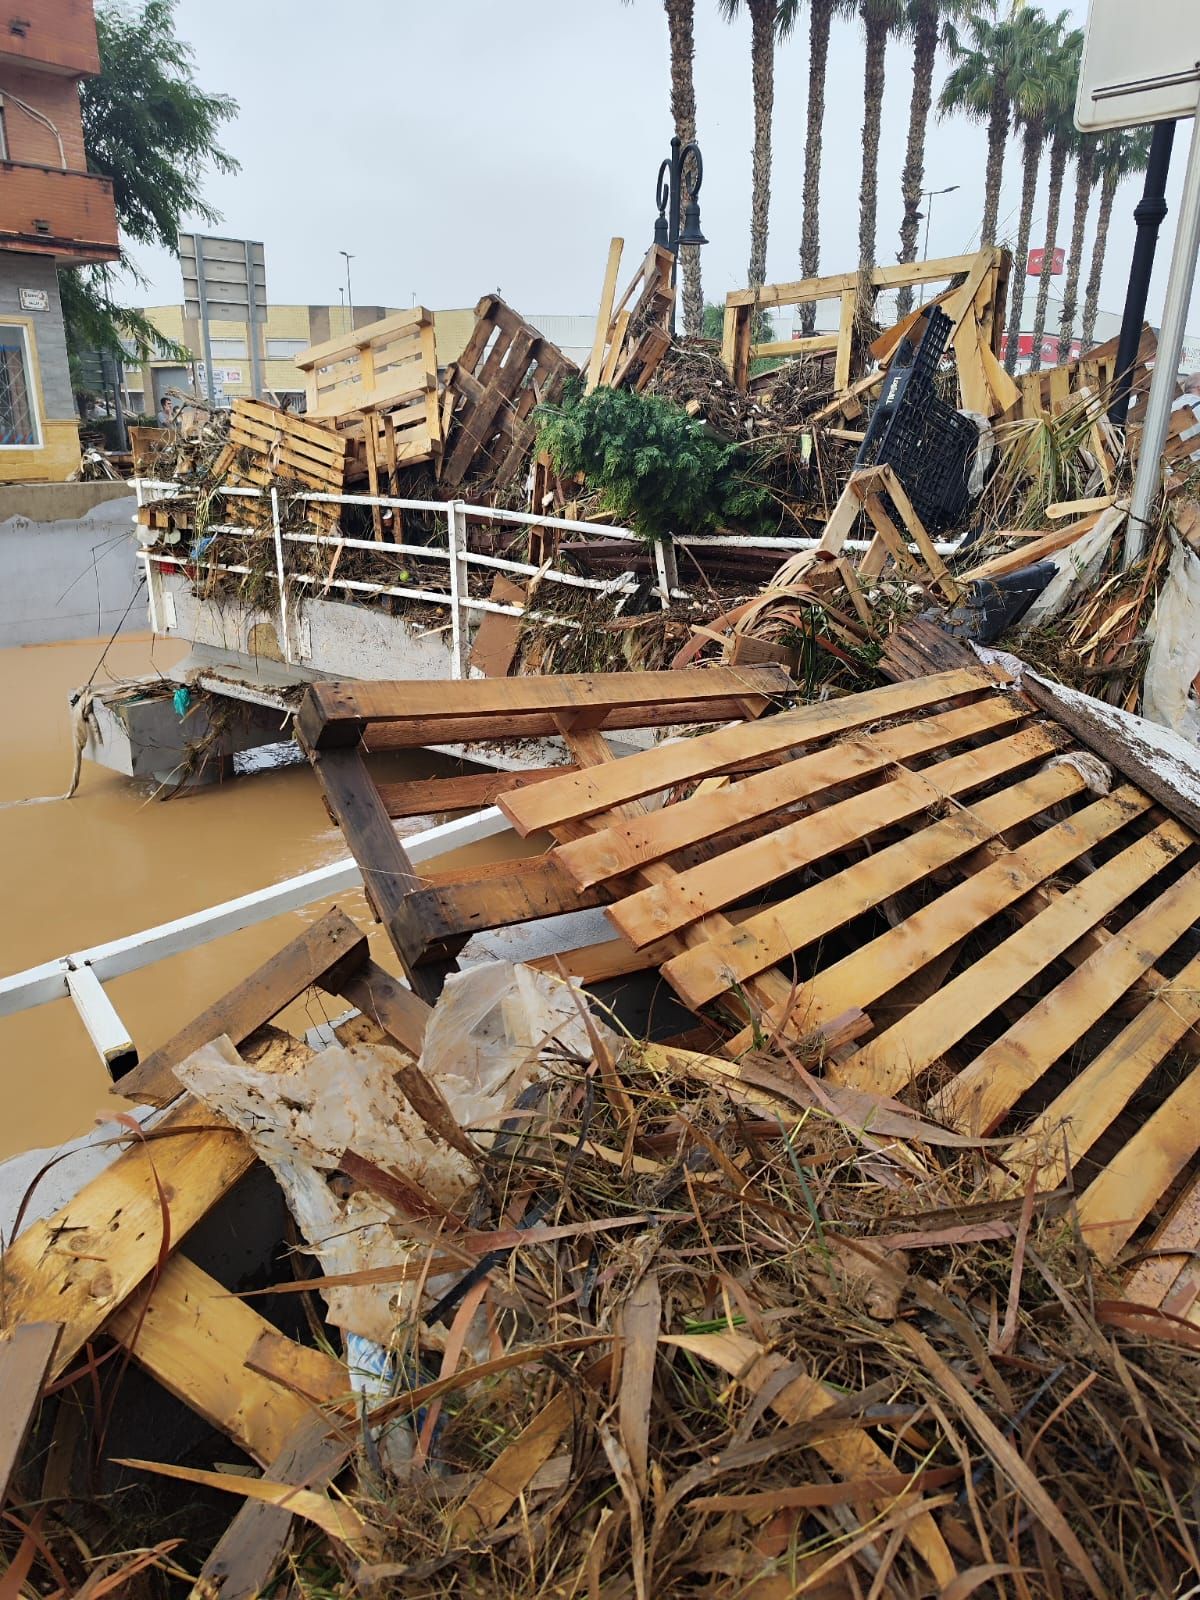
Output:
left=0, top=161, right=118, bottom=262
left=0, top=1, right=100, bottom=77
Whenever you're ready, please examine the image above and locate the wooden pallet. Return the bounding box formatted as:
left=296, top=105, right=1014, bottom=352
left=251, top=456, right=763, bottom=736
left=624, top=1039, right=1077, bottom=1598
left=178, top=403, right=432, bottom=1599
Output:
left=1011, top=324, right=1157, bottom=422
left=294, top=666, right=794, bottom=1000
left=586, top=242, right=675, bottom=394
left=227, top=398, right=348, bottom=530
left=439, top=297, right=578, bottom=488
left=490, top=666, right=1200, bottom=1300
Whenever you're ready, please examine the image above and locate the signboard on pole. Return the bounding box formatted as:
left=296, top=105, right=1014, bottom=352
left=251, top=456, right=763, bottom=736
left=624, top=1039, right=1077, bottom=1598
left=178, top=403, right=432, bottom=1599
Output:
left=178, top=234, right=267, bottom=404
left=1075, top=0, right=1200, bottom=132
left=1026, top=246, right=1064, bottom=276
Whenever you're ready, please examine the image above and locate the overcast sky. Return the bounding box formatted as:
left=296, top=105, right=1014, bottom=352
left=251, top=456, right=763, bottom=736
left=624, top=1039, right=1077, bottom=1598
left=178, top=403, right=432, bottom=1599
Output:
left=127, top=0, right=1198, bottom=333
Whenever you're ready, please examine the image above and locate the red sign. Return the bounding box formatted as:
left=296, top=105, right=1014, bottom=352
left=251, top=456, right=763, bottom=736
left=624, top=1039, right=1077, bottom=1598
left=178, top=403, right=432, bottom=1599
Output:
left=1027, top=246, right=1065, bottom=276
left=999, top=332, right=1082, bottom=364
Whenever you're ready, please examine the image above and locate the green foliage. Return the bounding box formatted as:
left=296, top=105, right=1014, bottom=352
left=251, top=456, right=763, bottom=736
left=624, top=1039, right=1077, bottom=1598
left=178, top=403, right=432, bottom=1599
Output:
left=61, top=0, right=238, bottom=364
left=702, top=301, right=775, bottom=343
left=535, top=384, right=773, bottom=540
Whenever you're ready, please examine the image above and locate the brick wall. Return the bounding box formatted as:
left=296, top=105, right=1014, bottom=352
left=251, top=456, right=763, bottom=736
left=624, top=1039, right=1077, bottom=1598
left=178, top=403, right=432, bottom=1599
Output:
left=0, top=0, right=100, bottom=77
left=0, top=66, right=88, bottom=168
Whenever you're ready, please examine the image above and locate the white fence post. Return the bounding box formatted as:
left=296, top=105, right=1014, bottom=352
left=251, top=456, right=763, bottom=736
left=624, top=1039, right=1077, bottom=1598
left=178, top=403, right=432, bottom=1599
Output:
left=269, top=487, right=292, bottom=664
left=446, top=500, right=471, bottom=679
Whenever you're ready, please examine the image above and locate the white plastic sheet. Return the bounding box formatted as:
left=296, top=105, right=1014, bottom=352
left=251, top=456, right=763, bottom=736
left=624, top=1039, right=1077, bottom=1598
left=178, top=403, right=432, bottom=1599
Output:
left=1144, top=536, right=1200, bottom=742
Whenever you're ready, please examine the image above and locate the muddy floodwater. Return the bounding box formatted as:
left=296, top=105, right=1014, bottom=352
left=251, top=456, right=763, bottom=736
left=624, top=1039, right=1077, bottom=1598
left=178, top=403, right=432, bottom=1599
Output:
left=0, top=634, right=509, bottom=1160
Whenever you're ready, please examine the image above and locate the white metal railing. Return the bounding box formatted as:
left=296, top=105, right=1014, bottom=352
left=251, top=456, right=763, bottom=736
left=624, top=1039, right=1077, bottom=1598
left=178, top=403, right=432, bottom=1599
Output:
left=133, top=480, right=963, bottom=679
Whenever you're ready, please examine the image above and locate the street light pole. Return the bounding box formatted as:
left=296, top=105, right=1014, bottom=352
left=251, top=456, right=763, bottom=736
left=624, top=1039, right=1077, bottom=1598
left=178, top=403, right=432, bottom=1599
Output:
left=917, top=184, right=959, bottom=307
left=339, top=250, right=355, bottom=330
left=652, top=135, right=708, bottom=335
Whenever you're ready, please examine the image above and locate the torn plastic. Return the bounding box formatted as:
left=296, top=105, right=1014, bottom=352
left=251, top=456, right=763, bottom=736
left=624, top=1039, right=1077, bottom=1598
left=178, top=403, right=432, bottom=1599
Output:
left=1143, top=536, right=1200, bottom=742
left=1018, top=505, right=1127, bottom=633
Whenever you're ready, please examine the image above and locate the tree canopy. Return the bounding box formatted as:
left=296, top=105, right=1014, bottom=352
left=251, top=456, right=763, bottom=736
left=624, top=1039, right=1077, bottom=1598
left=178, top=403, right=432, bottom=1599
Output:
left=62, top=0, right=238, bottom=382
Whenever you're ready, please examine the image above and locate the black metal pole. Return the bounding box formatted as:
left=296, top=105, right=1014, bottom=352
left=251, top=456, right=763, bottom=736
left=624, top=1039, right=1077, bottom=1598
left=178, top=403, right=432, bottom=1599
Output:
left=1109, top=119, right=1176, bottom=426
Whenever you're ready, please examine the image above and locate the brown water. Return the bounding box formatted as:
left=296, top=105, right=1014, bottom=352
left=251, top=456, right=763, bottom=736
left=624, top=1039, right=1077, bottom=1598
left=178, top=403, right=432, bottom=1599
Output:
left=0, top=635, right=513, bottom=1158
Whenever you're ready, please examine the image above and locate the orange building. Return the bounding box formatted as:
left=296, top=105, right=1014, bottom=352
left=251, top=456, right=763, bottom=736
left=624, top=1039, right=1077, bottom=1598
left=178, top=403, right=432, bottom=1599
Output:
left=0, top=0, right=119, bottom=480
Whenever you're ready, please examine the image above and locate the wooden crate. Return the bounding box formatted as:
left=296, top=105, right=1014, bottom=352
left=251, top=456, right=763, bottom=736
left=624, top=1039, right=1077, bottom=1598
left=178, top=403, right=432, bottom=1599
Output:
left=439, top=297, right=578, bottom=488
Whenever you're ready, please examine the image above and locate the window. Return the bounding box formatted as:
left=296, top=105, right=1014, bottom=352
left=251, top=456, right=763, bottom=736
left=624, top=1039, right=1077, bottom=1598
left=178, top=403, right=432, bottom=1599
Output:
left=210, top=337, right=247, bottom=358
left=0, top=324, right=40, bottom=447
left=266, top=338, right=308, bottom=361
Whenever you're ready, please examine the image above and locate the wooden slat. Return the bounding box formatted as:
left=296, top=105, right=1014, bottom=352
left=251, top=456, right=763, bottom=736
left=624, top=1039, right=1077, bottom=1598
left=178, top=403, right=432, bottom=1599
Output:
left=107, top=1254, right=345, bottom=1466
left=725, top=250, right=990, bottom=310
left=374, top=765, right=573, bottom=819
left=1077, top=1047, right=1200, bottom=1262
left=498, top=668, right=997, bottom=836
left=556, top=692, right=1023, bottom=891
left=991, top=945, right=1200, bottom=1198
left=960, top=513, right=1103, bottom=584
left=1122, top=1171, right=1200, bottom=1312
left=0, top=1098, right=253, bottom=1378
left=607, top=723, right=1065, bottom=951
left=331, top=957, right=431, bottom=1060
left=934, top=863, right=1200, bottom=1137
left=587, top=237, right=625, bottom=393
left=0, top=1323, right=61, bottom=1506
left=295, top=667, right=792, bottom=750
left=302, top=748, right=448, bottom=1002
left=405, top=853, right=616, bottom=947
left=231, top=397, right=345, bottom=452
left=738, top=785, right=1156, bottom=1051
left=118, top=907, right=369, bottom=1107
left=834, top=814, right=1195, bottom=1098
left=661, top=763, right=1086, bottom=1010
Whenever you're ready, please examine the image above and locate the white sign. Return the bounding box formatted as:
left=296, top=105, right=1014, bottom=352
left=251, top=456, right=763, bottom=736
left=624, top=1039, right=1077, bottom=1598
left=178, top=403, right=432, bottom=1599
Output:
left=1076, top=0, right=1200, bottom=132
left=213, top=366, right=244, bottom=384
left=18, top=287, right=49, bottom=312
left=178, top=234, right=267, bottom=324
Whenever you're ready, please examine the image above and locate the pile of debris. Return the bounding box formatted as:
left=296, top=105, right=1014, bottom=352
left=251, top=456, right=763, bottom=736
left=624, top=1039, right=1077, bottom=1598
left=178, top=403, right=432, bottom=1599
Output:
left=6, top=660, right=1200, bottom=1594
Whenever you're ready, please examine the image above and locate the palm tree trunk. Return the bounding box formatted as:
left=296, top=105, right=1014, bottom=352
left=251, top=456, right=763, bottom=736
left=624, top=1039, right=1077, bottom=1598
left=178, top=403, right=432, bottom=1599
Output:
left=1081, top=165, right=1117, bottom=351
left=747, top=0, right=777, bottom=288
left=858, top=6, right=888, bottom=272
left=665, top=0, right=703, bottom=335
left=1057, top=133, right=1096, bottom=358
left=896, top=1, right=937, bottom=318
left=800, top=0, right=833, bottom=333
left=1004, top=118, right=1043, bottom=373
left=980, top=78, right=1009, bottom=246
left=1028, top=130, right=1068, bottom=372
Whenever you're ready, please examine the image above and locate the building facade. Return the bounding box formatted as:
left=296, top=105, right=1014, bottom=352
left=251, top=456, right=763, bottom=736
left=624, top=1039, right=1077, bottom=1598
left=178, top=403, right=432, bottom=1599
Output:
left=0, top=0, right=119, bottom=480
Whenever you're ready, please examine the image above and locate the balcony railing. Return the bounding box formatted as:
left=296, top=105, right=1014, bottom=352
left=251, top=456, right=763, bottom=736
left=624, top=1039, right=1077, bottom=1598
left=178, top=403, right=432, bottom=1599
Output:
left=0, top=161, right=118, bottom=261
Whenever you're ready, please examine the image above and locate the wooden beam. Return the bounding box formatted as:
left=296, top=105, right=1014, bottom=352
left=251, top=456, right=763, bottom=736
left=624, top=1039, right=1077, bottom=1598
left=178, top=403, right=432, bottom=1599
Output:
left=329, top=957, right=431, bottom=1060
left=0, top=1099, right=254, bottom=1379
left=586, top=238, right=624, bottom=393
left=373, top=765, right=573, bottom=819
left=117, top=907, right=369, bottom=1107
left=360, top=695, right=778, bottom=750
left=0, top=1323, right=61, bottom=1506
left=296, top=667, right=794, bottom=751
left=405, top=854, right=615, bottom=947
left=107, top=1254, right=346, bottom=1466
left=725, top=250, right=991, bottom=310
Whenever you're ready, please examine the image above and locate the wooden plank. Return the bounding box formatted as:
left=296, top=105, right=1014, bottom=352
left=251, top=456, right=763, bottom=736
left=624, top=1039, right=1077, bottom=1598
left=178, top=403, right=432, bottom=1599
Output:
left=498, top=669, right=997, bottom=836
left=405, top=853, right=615, bottom=946
left=295, top=307, right=430, bottom=373
left=375, top=765, right=572, bottom=819
left=0, top=1097, right=253, bottom=1378
left=1123, top=1171, right=1200, bottom=1312
left=1022, top=674, right=1200, bottom=843
left=960, top=513, right=1102, bottom=583
left=230, top=397, right=344, bottom=452
left=331, top=957, right=431, bottom=1061
left=117, top=908, right=369, bottom=1107
left=933, top=863, right=1200, bottom=1137
left=834, top=814, right=1194, bottom=1098
left=587, top=238, right=624, bottom=393
left=834, top=289, right=856, bottom=392
left=193, top=1412, right=348, bottom=1600
left=661, top=763, right=1086, bottom=1011
left=608, top=723, right=1065, bottom=952
left=302, top=747, right=448, bottom=1002
left=876, top=468, right=964, bottom=604
left=750, top=334, right=841, bottom=359
left=107, top=1254, right=344, bottom=1465
left=525, top=903, right=769, bottom=985
left=951, top=302, right=992, bottom=415
left=724, top=250, right=988, bottom=310
left=1077, top=1048, right=1200, bottom=1262
left=296, top=667, right=793, bottom=751
left=554, top=696, right=1025, bottom=890
left=0, top=1323, right=61, bottom=1506
left=738, top=784, right=1155, bottom=1051
left=990, top=945, right=1200, bottom=1198
left=862, top=492, right=924, bottom=581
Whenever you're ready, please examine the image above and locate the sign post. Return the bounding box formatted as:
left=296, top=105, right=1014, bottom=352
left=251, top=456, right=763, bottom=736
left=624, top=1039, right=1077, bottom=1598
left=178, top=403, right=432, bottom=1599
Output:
left=1075, top=0, right=1200, bottom=566
left=178, top=234, right=267, bottom=406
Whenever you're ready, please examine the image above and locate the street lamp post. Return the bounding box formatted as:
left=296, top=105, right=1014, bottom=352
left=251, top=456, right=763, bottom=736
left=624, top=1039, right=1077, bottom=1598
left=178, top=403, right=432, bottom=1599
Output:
left=653, top=135, right=708, bottom=334
left=916, top=184, right=959, bottom=305
left=339, top=250, right=355, bottom=330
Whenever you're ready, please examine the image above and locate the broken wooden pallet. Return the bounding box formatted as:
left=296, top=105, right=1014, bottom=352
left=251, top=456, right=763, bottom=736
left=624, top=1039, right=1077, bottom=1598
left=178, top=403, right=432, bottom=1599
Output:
left=227, top=398, right=348, bottom=531
left=491, top=665, right=1200, bottom=1299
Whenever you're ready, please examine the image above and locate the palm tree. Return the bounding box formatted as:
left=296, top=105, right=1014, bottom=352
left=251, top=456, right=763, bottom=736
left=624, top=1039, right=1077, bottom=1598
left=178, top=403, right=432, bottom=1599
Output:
left=1056, top=131, right=1097, bottom=357
left=799, top=0, right=855, bottom=331
left=999, top=9, right=1072, bottom=371
left=1026, top=24, right=1084, bottom=371
left=895, top=0, right=975, bottom=319
left=720, top=0, right=801, bottom=289
left=664, top=0, right=704, bottom=334
left=1081, top=127, right=1152, bottom=349
left=858, top=0, right=906, bottom=272
left=939, top=4, right=1046, bottom=249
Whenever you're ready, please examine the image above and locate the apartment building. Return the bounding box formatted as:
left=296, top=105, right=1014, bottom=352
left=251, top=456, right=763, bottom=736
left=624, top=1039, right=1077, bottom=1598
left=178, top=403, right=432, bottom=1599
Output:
left=0, top=0, right=119, bottom=480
